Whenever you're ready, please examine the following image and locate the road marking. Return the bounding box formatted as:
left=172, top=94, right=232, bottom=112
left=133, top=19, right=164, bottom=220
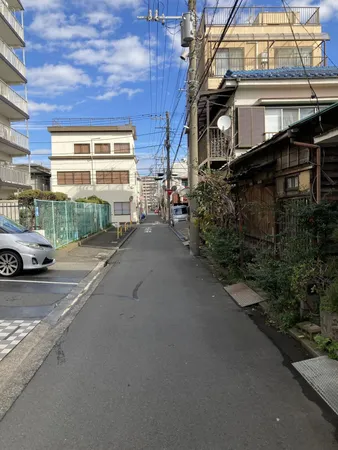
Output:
left=144, top=227, right=152, bottom=233
left=0, top=280, right=78, bottom=286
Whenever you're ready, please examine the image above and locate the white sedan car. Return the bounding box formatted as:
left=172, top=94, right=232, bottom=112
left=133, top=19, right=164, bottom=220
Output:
left=0, top=215, right=55, bottom=277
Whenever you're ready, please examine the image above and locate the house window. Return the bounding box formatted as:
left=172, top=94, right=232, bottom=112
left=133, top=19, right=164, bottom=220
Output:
left=94, top=143, right=111, bottom=154
left=265, top=107, right=317, bottom=138
left=181, top=178, right=188, bottom=187
left=96, top=171, right=129, bottom=184
left=114, top=202, right=130, bottom=215
left=215, top=48, right=244, bottom=76
left=57, top=171, right=91, bottom=185
left=275, top=47, right=312, bottom=68
left=286, top=175, right=299, bottom=191
left=74, top=144, right=90, bottom=154
left=114, top=143, right=130, bottom=154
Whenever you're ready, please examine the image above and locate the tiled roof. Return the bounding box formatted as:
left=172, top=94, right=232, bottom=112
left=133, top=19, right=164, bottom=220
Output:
left=224, top=67, right=338, bottom=79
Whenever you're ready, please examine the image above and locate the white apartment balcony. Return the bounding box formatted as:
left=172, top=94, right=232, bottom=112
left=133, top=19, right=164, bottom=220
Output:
left=0, top=39, right=26, bottom=84
left=0, top=162, right=30, bottom=188
left=0, top=0, right=24, bottom=47
left=6, top=0, right=24, bottom=10
left=0, top=122, right=29, bottom=156
left=0, top=78, right=28, bottom=120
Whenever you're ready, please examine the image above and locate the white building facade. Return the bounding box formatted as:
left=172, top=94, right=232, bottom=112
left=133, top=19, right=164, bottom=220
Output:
left=141, top=176, right=158, bottom=212
left=0, top=0, right=30, bottom=198
left=48, top=125, right=140, bottom=223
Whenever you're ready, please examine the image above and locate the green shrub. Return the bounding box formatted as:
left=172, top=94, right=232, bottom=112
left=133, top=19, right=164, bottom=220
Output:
left=321, top=277, right=338, bottom=314
left=76, top=195, right=108, bottom=205
left=314, top=335, right=338, bottom=360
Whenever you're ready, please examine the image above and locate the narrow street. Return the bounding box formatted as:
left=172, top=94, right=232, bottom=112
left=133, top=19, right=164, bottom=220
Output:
left=0, top=216, right=336, bottom=449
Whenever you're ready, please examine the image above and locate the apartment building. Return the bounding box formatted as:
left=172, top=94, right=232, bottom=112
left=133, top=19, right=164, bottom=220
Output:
left=48, top=125, right=140, bottom=223
left=196, top=6, right=338, bottom=168
left=0, top=0, right=30, bottom=198
left=141, top=176, right=158, bottom=211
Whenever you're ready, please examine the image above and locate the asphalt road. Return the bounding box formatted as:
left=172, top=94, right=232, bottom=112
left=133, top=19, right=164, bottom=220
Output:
left=0, top=217, right=337, bottom=449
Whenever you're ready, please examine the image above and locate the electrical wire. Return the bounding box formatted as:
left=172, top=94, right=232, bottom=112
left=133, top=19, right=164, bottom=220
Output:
left=281, top=0, right=320, bottom=108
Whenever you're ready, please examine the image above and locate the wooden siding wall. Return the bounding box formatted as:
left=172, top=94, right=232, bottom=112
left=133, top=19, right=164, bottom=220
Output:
left=321, top=146, right=338, bottom=200
left=238, top=183, right=276, bottom=243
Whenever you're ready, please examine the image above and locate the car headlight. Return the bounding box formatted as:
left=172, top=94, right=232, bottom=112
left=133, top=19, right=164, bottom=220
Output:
left=16, top=241, right=44, bottom=250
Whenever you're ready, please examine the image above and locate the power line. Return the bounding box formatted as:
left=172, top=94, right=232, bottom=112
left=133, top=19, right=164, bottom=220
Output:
left=281, top=0, right=319, bottom=107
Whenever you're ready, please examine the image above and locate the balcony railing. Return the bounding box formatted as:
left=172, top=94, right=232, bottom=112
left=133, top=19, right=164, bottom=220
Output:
left=210, top=56, right=325, bottom=77
left=0, top=0, right=24, bottom=41
left=0, top=162, right=29, bottom=185
left=203, top=6, right=320, bottom=27
left=0, top=122, right=29, bottom=151
left=0, top=39, right=26, bottom=78
left=0, top=78, right=27, bottom=114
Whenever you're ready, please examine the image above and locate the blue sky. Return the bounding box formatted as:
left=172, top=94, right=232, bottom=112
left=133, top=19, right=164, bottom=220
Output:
left=15, top=0, right=338, bottom=173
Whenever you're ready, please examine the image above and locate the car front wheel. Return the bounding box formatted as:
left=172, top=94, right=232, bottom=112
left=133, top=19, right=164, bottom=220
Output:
left=0, top=251, right=23, bottom=277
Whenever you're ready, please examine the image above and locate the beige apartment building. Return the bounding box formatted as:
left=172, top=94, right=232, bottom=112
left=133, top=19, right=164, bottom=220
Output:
left=196, top=6, right=338, bottom=168
left=0, top=0, right=30, bottom=198
left=48, top=124, right=140, bottom=223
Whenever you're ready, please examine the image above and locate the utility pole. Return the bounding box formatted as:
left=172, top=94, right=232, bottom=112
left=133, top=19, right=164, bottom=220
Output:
left=188, top=0, right=200, bottom=256
left=138, top=5, right=200, bottom=248
left=165, top=111, right=171, bottom=224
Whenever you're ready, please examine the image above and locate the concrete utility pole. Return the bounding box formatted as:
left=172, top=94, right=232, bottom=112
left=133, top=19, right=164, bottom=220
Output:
left=166, top=111, right=171, bottom=224
left=188, top=0, right=200, bottom=256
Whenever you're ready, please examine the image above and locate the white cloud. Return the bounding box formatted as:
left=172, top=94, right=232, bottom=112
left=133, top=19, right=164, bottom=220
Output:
left=29, top=12, right=98, bottom=40
left=29, top=101, right=73, bottom=113
left=29, top=64, right=91, bottom=96
left=86, top=12, right=121, bottom=30
left=94, top=88, right=143, bottom=100
left=67, top=35, right=152, bottom=92
left=23, top=0, right=62, bottom=9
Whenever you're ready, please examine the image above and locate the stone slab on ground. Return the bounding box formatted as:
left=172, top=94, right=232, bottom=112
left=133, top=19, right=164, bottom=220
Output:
left=293, top=356, right=338, bottom=416
left=297, top=321, right=321, bottom=340
left=224, top=282, right=264, bottom=308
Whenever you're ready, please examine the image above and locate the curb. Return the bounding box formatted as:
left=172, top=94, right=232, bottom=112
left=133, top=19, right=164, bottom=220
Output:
left=288, top=327, right=325, bottom=358
left=169, top=225, right=188, bottom=242
left=0, top=224, right=139, bottom=421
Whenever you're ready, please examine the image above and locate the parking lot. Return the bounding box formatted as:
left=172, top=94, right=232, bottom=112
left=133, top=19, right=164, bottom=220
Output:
left=0, top=228, right=120, bottom=320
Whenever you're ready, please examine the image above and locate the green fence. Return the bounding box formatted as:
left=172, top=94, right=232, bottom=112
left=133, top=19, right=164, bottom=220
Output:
left=34, top=200, right=111, bottom=249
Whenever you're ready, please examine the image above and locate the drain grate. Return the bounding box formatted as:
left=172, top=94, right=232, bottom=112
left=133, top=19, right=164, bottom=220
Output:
left=293, top=356, right=338, bottom=415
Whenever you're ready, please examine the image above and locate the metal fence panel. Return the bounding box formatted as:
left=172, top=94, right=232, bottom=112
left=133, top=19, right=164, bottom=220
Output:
left=0, top=200, right=20, bottom=222
left=34, top=200, right=111, bottom=248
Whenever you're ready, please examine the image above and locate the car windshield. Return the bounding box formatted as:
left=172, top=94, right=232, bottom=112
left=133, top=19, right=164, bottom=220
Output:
left=0, top=216, right=27, bottom=233
left=173, top=207, right=188, bottom=216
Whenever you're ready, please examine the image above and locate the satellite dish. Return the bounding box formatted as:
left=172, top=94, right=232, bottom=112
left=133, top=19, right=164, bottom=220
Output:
left=217, top=115, right=231, bottom=132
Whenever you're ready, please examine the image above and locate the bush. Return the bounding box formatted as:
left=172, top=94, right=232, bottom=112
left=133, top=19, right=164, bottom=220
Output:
left=204, top=226, right=250, bottom=281
left=76, top=196, right=108, bottom=204
left=321, top=277, right=338, bottom=314
left=314, top=335, right=338, bottom=360
left=16, top=190, right=68, bottom=204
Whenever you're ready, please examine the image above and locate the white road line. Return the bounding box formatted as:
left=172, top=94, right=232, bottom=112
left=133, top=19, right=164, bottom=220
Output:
left=144, top=227, right=152, bottom=233
left=0, top=280, right=78, bottom=286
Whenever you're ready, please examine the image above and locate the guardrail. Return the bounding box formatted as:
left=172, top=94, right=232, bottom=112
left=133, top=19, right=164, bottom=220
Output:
left=203, top=6, right=320, bottom=26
